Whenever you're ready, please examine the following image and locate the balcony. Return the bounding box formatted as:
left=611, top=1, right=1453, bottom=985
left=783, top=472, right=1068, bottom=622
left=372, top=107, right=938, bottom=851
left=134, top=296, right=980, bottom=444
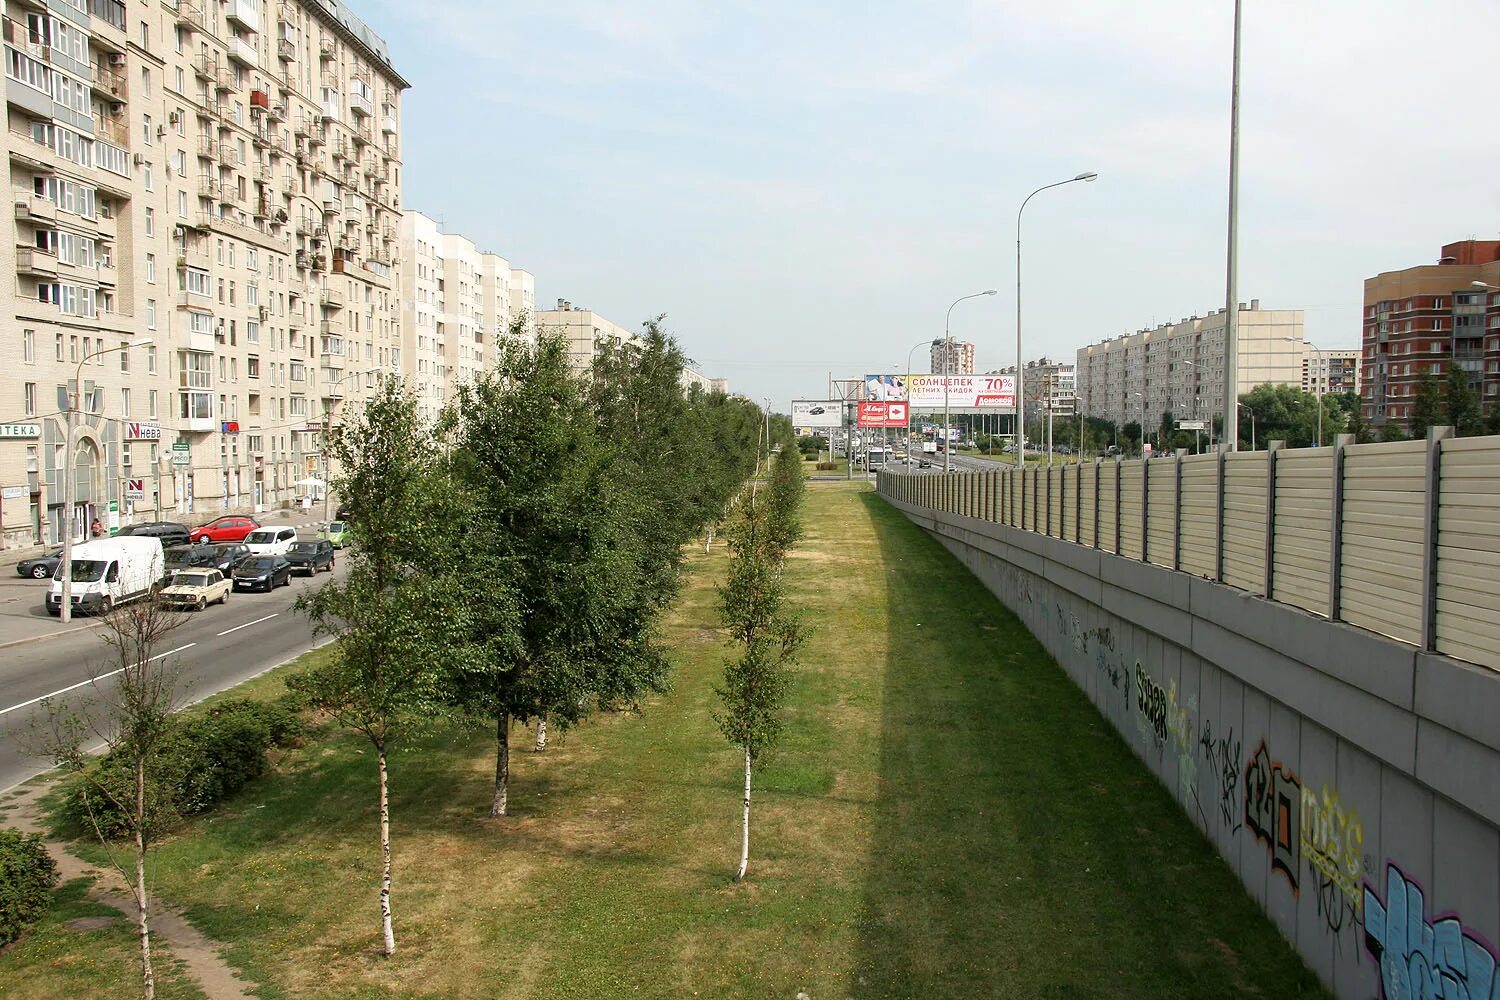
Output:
left=192, top=50, right=218, bottom=80
left=380, top=105, right=397, bottom=134
left=177, top=288, right=212, bottom=309
left=318, top=37, right=334, bottom=61
left=343, top=202, right=364, bottom=225
left=15, top=247, right=58, bottom=276
left=349, top=89, right=373, bottom=118
left=13, top=191, right=55, bottom=222
left=321, top=198, right=340, bottom=217
left=227, top=35, right=257, bottom=67
left=319, top=324, right=344, bottom=344
left=277, top=37, right=295, bottom=62
left=307, top=123, right=325, bottom=147
left=320, top=287, right=344, bottom=309
left=93, top=113, right=128, bottom=144
left=197, top=174, right=219, bottom=198
left=226, top=0, right=260, bottom=32
left=176, top=248, right=210, bottom=270
left=351, top=121, right=372, bottom=146
left=180, top=414, right=216, bottom=434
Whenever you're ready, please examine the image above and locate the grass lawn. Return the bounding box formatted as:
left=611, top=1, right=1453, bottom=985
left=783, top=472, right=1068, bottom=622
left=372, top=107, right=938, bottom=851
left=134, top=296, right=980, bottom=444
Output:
left=2, top=481, right=1326, bottom=999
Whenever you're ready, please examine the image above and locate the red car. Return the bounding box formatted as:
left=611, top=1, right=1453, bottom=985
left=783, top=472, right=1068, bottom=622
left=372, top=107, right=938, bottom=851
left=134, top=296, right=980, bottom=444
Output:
left=188, top=516, right=260, bottom=544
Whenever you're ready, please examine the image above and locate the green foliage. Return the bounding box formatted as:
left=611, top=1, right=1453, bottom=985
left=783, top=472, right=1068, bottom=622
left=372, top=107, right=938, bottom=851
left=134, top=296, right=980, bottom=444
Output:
left=1379, top=421, right=1409, bottom=442
left=1237, top=383, right=1346, bottom=448
left=57, top=698, right=302, bottom=839
left=1344, top=396, right=1373, bottom=444
left=0, top=828, right=58, bottom=946
left=1408, top=371, right=1443, bottom=439
left=1443, top=364, right=1485, bottom=437
left=763, top=447, right=806, bottom=559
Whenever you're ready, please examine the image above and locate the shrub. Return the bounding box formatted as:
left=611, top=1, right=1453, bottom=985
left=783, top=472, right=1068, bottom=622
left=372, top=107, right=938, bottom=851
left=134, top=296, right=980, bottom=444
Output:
left=815, top=462, right=836, bottom=471
left=57, top=697, right=305, bottom=839
left=0, top=828, right=58, bottom=946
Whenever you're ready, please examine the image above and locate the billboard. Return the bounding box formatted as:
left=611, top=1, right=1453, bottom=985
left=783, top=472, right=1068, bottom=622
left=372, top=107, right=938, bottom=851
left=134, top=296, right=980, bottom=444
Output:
left=890, top=374, right=1016, bottom=409
left=857, top=401, right=908, bottom=428
left=863, top=374, right=907, bottom=401
left=791, top=400, right=843, bottom=428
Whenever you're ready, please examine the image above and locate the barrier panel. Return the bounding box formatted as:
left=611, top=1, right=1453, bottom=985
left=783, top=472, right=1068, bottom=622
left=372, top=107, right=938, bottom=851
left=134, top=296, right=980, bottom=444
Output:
left=1179, top=453, right=1219, bottom=578
left=1099, top=461, right=1120, bottom=554
left=1341, top=439, right=1425, bottom=644
left=1435, top=436, right=1500, bottom=669
left=1119, top=461, right=1144, bottom=560
left=1272, top=447, right=1334, bottom=617
left=1146, top=455, right=1177, bottom=569
left=1222, top=451, right=1268, bottom=593
left=1080, top=462, right=1098, bottom=548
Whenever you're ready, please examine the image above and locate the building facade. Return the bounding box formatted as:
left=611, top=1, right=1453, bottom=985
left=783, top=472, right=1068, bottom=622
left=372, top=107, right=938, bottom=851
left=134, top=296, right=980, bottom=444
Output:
left=1360, top=240, right=1500, bottom=427
left=930, top=339, right=974, bottom=375
left=1302, top=349, right=1360, bottom=397
left=533, top=299, right=641, bottom=374
left=1, top=0, right=408, bottom=551
left=1076, top=300, right=1305, bottom=431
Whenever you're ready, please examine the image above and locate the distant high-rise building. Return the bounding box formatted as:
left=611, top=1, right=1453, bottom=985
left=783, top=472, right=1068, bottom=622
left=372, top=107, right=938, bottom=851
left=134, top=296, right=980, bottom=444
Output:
left=533, top=299, right=643, bottom=374
left=1360, top=240, right=1500, bottom=427
left=931, top=340, right=975, bottom=375
left=1302, top=350, right=1360, bottom=397
left=1076, top=300, right=1305, bottom=431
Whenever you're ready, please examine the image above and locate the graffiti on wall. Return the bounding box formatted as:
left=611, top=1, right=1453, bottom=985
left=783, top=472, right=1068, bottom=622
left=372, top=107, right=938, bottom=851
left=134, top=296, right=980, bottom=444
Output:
left=1364, top=862, right=1499, bottom=1000
left=1300, top=783, right=1365, bottom=921
left=1134, top=662, right=1167, bottom=749
left=1244, top=740, right=1302, bottom=893
left=1198, top=720, right=1242, bottom=835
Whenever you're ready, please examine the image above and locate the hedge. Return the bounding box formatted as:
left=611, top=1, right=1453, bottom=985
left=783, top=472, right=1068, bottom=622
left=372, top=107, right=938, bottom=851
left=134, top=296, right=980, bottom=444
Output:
left=0, top=828, right=58, bottom=946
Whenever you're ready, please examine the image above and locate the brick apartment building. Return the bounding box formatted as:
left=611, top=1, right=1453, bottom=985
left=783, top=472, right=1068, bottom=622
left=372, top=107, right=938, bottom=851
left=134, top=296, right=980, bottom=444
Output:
left=1362, top=240, right=1500, bottom=426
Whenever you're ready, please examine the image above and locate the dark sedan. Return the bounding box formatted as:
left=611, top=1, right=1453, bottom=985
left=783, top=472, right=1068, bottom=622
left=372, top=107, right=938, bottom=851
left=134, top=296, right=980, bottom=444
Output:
left=285, top=540, right=335, bottom=575
left=117, top=521, right=192, bottom=547
left=210, top=543, right=251, bottom=574
left=16, top=548, right=63, bottom=579
left=165, top=544, right=220, bottom=573
left=231, top=555, right=292, bottom=592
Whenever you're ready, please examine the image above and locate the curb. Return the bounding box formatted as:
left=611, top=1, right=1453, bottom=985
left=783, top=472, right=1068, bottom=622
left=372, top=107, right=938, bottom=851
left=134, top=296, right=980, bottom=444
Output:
left=0, top=619, right=104, bottom=652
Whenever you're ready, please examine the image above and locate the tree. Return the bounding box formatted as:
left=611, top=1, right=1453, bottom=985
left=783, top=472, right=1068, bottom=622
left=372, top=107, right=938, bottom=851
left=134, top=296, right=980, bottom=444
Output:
left=34, top=600, right=188, bottom=1000
left=1487, top=405, right=1500, bottom=436
left=1408, top=371, right=1443, bottom=439
left=715, top=449, right=805, bottom=883
left=443, top=332, right=670, bottom=816
left=1345, top=398, right=1372, bottom=444
left=1443, top=364, right=1484, bottom=437
left=1379, top=421, right=1409, bottom=442
left=290, top=376, right=465, bottom=957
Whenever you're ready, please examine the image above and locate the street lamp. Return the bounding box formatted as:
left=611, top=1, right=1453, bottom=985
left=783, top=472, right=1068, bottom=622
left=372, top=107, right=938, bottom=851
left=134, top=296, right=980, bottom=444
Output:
left=942, top=290, right=998, bottom=472
left=1132, top=391, right=1145, bottom=457
left=1017, top=172, right=1096, bottom=510
left=1287, top=337, right=1325, bottom=447
left=1222, top=0, right=1245, bottom=452
left=59, top=337, right=153, bottom=624
left=905, top=337, right=937, bottom=456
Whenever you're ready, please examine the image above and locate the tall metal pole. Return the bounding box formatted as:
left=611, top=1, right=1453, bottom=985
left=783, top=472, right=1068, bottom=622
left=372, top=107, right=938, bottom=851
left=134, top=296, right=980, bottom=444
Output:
left=942, top=291, right=997, bottom=473
left=59, top=380, right=76, bottom=623
left=1222, top=0, right=1244, bottom=451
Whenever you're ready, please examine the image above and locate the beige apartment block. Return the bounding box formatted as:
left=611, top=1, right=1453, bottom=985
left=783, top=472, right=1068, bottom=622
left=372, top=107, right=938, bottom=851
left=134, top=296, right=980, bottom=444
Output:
left=1076, top=300, right=1304, bottom=432
left=399, top=209, right=534, bottom=423
left=0, top=0, right=407, bottom=551
left=1302, top=348, right=1360, bottom=397
left=931, top=339, right=974, bottom=375
left=680, top=366, right=728, bottom=395
left=534, top=299, right=641, bottom=374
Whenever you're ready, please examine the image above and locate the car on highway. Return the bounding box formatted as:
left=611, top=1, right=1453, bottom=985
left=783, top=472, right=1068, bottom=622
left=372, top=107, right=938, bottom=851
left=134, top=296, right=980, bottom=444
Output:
left=320, top=521, right=352, bottom=549
left=232, top=555, right=292, bottom=592
left=243, top=526, right=297, bottom=557
left=15, top=548, right=63, bottom=579
left=285, top=540, right=335, bottom=575
left=158, top=568, right=232, bottom=611
left=209, top=543, right=251, bottom=574
left=188, top=516, right=260, bottom=544
left=116, top=521, right=192, bottom=547
left=918, top=459, right=933, bottom=468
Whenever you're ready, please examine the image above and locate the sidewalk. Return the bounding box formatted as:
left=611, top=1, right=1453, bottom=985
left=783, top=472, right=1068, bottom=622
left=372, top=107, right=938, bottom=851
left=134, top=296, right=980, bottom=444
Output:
left=0, top=577, right=101, bottom=649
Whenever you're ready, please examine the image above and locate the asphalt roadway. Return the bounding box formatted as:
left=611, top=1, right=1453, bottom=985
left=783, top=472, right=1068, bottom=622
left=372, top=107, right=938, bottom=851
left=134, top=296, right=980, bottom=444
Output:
left=0, top=559, right=346, bottom=793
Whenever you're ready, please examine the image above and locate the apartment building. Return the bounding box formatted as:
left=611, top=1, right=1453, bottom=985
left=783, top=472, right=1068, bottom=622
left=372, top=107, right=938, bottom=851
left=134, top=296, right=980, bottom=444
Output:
left=0, top=0, right=407, bottom=551
left=398, top=209, right=536, bottom=423
left=680, top=367, right=728, bottom=395
left=930, top=339, right=974, bottom=375
left=1360, top=240, right=1500, bottom=427
left=1302, top=349, right=1360, bottom=397
left=1076, top=300, right=1304, bottom=431
left=534, top=299, right=641, bottom=374
left=995, top=358, right=1075, bottom=419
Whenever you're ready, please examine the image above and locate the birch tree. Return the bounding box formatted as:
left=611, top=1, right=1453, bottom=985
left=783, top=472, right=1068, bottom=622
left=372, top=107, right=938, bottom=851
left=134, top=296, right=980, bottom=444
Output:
left=291, top=377, right=467, bottom=957
left=33, top=599, right=188, bottom=1000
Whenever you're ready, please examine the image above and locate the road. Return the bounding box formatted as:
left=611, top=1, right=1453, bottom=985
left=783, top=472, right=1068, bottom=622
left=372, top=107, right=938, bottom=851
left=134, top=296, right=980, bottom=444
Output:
left=0, top=561, right=345, bottom=792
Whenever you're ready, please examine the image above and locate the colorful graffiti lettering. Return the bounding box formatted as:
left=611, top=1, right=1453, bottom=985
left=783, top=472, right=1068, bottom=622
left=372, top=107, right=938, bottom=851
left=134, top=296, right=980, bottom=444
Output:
left=1364, top=862, right=1499, bottom=1000
left=1134, top=662, right=1167, bottom=747
left=1299, top=784, right=1364, bottom=914
left=1199, top=720, right=1242, bottom=835
left=1244, top=740, right=1301, bottom=893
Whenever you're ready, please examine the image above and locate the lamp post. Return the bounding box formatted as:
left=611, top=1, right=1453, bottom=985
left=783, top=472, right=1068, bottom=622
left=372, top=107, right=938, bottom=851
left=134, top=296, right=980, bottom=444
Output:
left=1017, top=172, right=1096, bottom=510
left=1289, top=337, right=1325, bottom=447
left=942, top=290, right=998, bottom=472
left=1222, top=0, right=1244, bottom=451
left=906, top=337, right=937, bottom=459
left=762, top=396, right=772, bottom=475
left=59, top=337, right=153, bottom=624
left=1132, top=391, right=1145, bottom=457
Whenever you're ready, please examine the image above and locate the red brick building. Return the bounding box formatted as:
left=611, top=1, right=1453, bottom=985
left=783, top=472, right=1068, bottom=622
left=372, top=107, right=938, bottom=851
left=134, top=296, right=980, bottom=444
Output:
left=1361, top=240, right=1500, bottom=426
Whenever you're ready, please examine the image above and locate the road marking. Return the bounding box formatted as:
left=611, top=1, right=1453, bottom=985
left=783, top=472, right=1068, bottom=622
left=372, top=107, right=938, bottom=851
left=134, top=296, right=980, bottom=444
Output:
left=216, top=613, right=278, bottom=637
left=0, top=643, right=197, bottom=717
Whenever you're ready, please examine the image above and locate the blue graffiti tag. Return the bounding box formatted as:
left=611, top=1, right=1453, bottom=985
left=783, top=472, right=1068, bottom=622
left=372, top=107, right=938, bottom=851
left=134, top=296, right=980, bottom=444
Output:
left=1363, top=862, right=1499, bottom=1000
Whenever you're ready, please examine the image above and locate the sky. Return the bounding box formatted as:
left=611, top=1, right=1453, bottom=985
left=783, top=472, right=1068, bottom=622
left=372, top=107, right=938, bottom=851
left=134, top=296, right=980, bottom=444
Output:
left=358, top=0, right=1500, bottom=408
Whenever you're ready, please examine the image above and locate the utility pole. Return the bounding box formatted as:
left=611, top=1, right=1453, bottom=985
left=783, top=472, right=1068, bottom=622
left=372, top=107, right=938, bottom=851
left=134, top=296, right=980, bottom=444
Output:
left=1222, top=0, right=1244, bottom=451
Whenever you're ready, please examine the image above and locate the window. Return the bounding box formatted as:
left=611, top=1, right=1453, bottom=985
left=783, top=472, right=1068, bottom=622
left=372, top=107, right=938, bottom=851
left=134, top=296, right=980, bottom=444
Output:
left=146, top=299, right=157, bottom=329
left=184, top=268, right=211, bottom=296
left=178, top=191, right=187, bottom=217
left=149, top=390, right=158, bottom=419
left=146, top=253, right=156, bottom=283
left=174, top=25, right=183, bottom=53
left=140, top=67, right=150, bottom=99
left=22, top=329, right=34, bottom=364
left=23, top=382, right=36, bottom=416
left=173, top=150, right=186, bottom=176
left=143, top=161, right=153, bottom=190
left=228, top=243, right=235, bottom=267
left=121, top=387, right=131, bottom=417
left=142, top=114, right=153, bottom=146
left=246, top=248, right=258, bottom=271
left=119, top=343, right=130, bottom=372
left=147, top=346, right=157, bottom=374
left=246, top=320, right=260, bottom=344
left=247, top=356, right=260, bottom=378
left=144, top=207, right=154, bottom=237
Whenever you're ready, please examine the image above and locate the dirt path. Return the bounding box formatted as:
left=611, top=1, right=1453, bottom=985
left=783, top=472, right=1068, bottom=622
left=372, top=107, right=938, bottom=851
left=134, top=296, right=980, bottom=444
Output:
left=1, top=782, right=258, bottom=1000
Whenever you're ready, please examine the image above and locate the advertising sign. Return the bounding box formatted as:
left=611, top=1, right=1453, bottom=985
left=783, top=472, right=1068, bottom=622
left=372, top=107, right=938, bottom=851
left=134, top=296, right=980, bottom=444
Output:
left=124, top=478, right=146, bottom=501
left=221, top=421, right=240, bottom=434
left=857, top=401, right=908, bottom=428
left=1, top=485, right=24, bottom=500
left=125, top=422, right=162, bottom=440
left=896, top=374, right=1016, bottom=409
left=791, top=400, right=843, bottom=429
left=0, top=423, right=40, bottom=439
left=1176, top=420, right=1207, bottom=431
left=862, top=374, right=907, bottom=401
left=171, top=441, right=190, bottom=451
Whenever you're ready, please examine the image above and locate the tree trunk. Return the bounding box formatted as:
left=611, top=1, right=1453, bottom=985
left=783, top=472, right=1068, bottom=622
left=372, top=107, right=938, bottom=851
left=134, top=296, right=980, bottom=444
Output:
left=134, top=754, right=156, bottom=1000
left=490, top=713, right=510, bottom=817
left=734, top=743, right=751, bottom=882
left=704, top=525, right=714, bottom=553
left=377, top=746, right=396, bottom=957
left=534, top=716, right=547, bottom=753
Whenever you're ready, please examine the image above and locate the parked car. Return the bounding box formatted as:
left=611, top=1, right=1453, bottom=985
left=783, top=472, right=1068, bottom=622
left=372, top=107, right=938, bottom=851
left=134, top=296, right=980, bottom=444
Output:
left=116, top=521, right=192, bottom=547
left=320, top=521, right=352, bottom=549
left=918, top=459, right=933, bottom=469
left=286, top=540, right=335, bottom=575
left=164, top=544, right=221, bottom=573
left=335, top=504, right=351, bottom=521
left=46, top=537, right=165, bottom=617
left=16, top=548, right=63, bottom=579
left=158, top=568, right=232, bottom=611
left=232, top=555, right=292, bottom=592
left=209, top=543, right=251, bottom=574
left=188, top=516, right=260, bottom=544
left=243, top=526, right=297, bottom=557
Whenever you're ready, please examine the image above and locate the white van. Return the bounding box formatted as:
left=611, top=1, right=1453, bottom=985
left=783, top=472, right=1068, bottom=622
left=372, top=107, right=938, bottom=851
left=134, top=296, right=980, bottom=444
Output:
left=46, top=536, right=166, bottom=617
left=243, top=526, right=297, bottom=557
